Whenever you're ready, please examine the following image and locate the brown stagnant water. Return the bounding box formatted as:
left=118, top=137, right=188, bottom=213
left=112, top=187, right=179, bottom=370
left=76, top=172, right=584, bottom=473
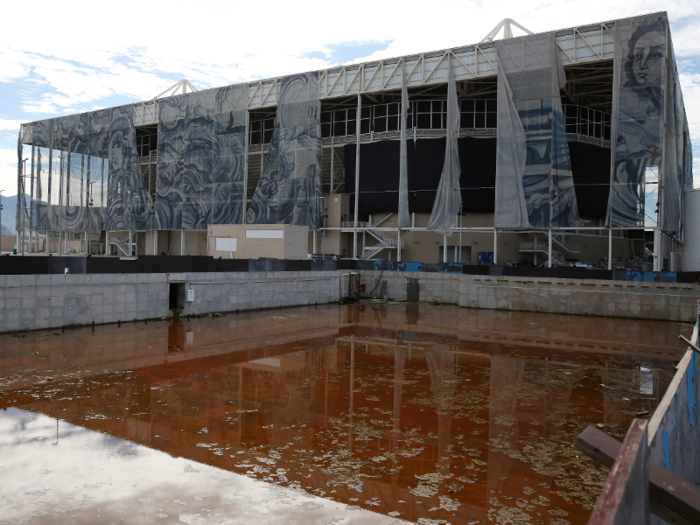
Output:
left=0, top=304, right=691, bottom=524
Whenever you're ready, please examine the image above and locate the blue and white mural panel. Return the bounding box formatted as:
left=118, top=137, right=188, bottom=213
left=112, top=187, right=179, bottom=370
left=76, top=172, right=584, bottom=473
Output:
left=607, top=15, right=667, bottom=229
left=495, top=32, right=582, bottom=229
left=156, top=97, right=186, bottom=230
left=28, top=105, right=152, bottom=232
left=156, top=84, right=247, bottom=230
left=247, top=72, right=322, bottom=229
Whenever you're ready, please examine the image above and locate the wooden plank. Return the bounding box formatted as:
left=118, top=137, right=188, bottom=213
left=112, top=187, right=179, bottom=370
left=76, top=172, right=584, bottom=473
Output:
left=586, top=419, right=649, bottom=525
left=576, top=425, right=700, bottom=525
left=678, top=335, right=700, bottom=355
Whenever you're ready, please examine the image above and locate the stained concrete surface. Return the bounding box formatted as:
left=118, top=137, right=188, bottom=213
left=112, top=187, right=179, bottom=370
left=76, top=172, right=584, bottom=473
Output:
left=0, top=304, right=690, bottom=524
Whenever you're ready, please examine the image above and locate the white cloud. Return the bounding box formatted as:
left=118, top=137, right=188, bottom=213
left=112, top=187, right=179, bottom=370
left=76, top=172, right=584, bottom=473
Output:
left=0, top=0, right=698, bottom=187
left=0, top=119, right=24, bottom=131
left=1, top=0, right=698, bottom=111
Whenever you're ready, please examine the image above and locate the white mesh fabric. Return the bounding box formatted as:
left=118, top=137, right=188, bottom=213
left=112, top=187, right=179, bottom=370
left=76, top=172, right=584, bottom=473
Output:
left=427, top=59, right=462, bottom=236
left=495, top=32, right=582, bottom=229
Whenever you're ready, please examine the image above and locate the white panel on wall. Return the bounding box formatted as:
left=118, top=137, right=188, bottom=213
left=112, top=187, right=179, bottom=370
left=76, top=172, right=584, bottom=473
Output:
left=245, top=229, right=284, bottom=239
left=215, top=237, right=237, bottom=251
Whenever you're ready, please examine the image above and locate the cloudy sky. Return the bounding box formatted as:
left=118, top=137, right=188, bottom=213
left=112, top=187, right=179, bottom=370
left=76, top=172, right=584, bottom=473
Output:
left=0, top=0, right=699, bottom=195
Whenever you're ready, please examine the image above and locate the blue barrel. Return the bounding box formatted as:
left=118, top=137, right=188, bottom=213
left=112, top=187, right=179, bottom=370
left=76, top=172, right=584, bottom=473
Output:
left=478, top=251, right=487, bottom=265
left=487, top=252, right=494, bottom=264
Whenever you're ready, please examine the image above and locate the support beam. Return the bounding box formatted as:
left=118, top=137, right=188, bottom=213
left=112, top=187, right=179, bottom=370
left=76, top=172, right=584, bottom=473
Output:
left=608, top=229, right=613, bottom=270
left=181, top=230, right=186, bottom=256
left=105, top=231, right=110, bottom=255
left=242, top=110, right=250, bottom=221
left=443, top=235, right=448, bottom=263
left=330, top=139, right=334, bottom=194
left=153, top=230, right=158, bottom=256
left=353, top=94, right=361, bottom=259
left=493, top=229, right=498, bottom=265
left=653, top=228, right=661, bottom=271
left=547, top=229, right=552, bottom=268
left=397, top=229, right=401, bottom=262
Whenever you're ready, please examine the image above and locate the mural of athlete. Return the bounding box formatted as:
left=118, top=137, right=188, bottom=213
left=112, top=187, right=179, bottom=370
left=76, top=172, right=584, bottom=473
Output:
left=609, top=16, right=666, bottom=228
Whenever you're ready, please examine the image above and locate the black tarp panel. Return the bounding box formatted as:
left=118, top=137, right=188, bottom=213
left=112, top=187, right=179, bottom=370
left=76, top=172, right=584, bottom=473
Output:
left=568, top=142, right=610, bottom=219
left=345, top=138, right=498, bottom=215
left=345, top=138, right=609, bottom=218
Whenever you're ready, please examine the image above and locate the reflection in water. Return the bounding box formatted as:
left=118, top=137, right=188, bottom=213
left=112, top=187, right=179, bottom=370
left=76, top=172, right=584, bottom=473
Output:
left=0, top=304, right=686, bottom=524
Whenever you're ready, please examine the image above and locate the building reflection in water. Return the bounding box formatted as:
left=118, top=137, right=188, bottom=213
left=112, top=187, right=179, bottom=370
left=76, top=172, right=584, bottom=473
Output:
left=0, top=304, right=685, bottom=524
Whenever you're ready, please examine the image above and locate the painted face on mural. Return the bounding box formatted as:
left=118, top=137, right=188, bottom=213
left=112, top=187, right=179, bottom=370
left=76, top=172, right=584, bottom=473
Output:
left=631, top=35, right=665, bottom=87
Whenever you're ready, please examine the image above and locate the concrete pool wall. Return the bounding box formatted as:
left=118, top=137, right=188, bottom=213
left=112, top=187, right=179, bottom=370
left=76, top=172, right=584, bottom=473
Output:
left=0, top=271, right=348, bottom=333
left=0, top=269, right=697, bottom=333
left=359, top=270, right=699, bottom=322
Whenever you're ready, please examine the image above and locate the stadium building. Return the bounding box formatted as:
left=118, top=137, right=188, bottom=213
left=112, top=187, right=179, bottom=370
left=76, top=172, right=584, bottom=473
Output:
left=14, top=12, right=693, bottom=270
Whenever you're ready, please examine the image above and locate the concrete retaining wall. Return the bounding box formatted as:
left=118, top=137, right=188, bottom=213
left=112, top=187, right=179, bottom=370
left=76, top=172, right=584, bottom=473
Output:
left=357, top=271, right=699, bottom=322
left=1, top=268, right=697, bottom=333
left=0, top=273, right=170, bottom=332
left=0, top=271, right=347, bottom=333
left=458, top=274, right=699, bottom=322
left=181, top=271, right=343, bottom=315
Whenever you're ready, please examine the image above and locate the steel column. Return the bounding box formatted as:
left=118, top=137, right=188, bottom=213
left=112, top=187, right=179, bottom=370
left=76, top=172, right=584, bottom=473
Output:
left=353, top=94, right=361, bottom=259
